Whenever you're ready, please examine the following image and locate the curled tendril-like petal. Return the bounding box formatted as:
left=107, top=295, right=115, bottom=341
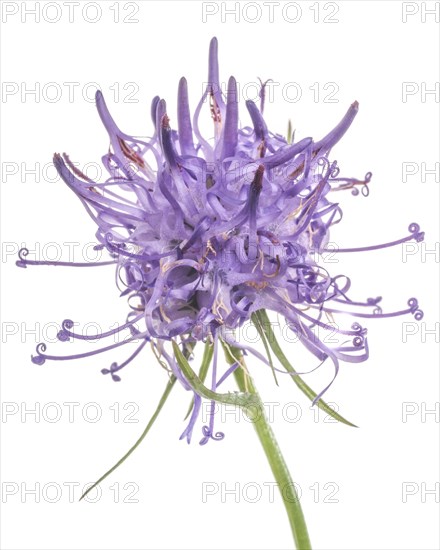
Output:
left=362, top=172, right=372, bottom=197
left=57, top=319, right=75, bottom=342
left=200, top=426, right=225, bottom=444
left=31, top=343, right=47, bottom=365
left=16, top=247, right=30, bottom=267
left=407, top=223, right=425, bottom=242
left=354, top=172, right=372, bottom=197
left=36, top=342, right=47, bottom=354
left=128, top=292, right=145, bottom=312
left=351, top=322, right=361, bottom=332
left=316, top=156, right=331, bottom=175
left=330, top=163, right=340, bottom=178
left=101, top=363, right=122, bottom=382
left=408, top=297, right=424, bottom=320
left=57, top=330, right=70, bottom=342
left=62, top=319, right=74, bottom=331
left=352, top=326, right=368, bottom=347
left=413, top=309, right=424, bottom=321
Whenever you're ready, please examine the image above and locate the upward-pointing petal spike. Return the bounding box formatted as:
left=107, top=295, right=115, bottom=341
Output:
left=222, top=76, right=238, bottom=160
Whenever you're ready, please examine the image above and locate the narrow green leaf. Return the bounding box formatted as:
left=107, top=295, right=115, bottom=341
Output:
left=80, top=375, right=176, bottom=501
left=172, top=340, right=258, bottom=408
left=253, top=310, right=358, bottom=427
left=253, top=314, right=279, bottom=386
left=184, top=339, right=214, bottom=420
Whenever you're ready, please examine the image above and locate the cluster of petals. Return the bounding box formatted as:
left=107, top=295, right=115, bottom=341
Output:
left=19, top=38, right=424, bottom=444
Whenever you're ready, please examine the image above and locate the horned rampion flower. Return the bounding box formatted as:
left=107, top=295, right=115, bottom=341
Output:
left=18, top=37, right=424, bottom=447
left=18, top=36, right=425, bottom=548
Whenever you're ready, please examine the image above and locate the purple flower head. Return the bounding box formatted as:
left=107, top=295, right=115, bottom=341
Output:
left=19, top=37, right=424, bottom=444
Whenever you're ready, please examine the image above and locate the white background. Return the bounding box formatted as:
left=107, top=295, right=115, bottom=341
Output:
left=1, top=1, right=439, bottom=549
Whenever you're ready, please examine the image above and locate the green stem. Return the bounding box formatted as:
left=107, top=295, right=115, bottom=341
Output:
left=223, top=342, right=312, bottom=550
